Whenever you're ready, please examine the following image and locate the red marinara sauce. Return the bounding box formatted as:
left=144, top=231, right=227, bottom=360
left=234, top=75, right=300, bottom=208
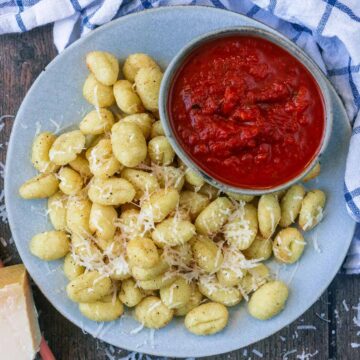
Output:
left=168, top=36, right=325, bottom=189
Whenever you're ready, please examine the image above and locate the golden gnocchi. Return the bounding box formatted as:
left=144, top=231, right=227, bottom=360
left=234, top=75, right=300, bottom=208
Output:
left=185, top=302, right=229, bottom=335
left=83, top=74, right=115, bottom=107
left=123, top=53, right=160, bottom=83
left=135, top=296, right=173, bottom=329
left=86, top=51, right=119, bottom=86
left=273, top=227, right=306, bottom=264
left=113, top=80, right=144, bottom=114
left=80, top=108, right=114, bottom=135
left=31, top=132, right=59, bottom=173
left=49, top=130, right=85, bottom=166
left=111, top=121, right=147, bottom=167
left=135, top=66, right=163, bottom=112
left=299, top=190, right=326, bottom=231
left=248, top=281, right=289, bottom=320
left=258, top=194, right=281, bottom=239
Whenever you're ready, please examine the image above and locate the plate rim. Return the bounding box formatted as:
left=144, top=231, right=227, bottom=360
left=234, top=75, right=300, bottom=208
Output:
left=5, top=5, right=356, bottom=357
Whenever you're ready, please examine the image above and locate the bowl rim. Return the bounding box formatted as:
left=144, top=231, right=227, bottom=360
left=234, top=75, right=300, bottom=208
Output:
left=159, top=26, right=333, bottom=195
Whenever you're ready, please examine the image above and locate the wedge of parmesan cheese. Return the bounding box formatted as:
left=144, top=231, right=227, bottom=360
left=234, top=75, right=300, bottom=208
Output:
left=0, top=264, right=41, bottom=359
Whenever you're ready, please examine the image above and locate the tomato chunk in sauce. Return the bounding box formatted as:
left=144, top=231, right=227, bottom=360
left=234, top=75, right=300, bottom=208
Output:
left=168, top=36, right=325, bottom=189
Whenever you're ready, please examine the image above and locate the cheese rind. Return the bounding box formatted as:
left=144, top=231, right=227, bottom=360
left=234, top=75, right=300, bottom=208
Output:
left=0, top=264, right=41, bottom=360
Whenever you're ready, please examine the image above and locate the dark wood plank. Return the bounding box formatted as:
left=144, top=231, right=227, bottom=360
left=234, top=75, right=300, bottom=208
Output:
left=328, top=274, right=360, bottom=360
left=0, top=26, right=359, bottom=360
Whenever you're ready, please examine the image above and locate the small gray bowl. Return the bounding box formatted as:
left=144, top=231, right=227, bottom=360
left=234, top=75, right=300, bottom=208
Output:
left=159, top=27, right=333, bottom=195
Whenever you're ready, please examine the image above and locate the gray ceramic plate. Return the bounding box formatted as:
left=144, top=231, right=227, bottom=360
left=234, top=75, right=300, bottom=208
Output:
left=5, top=6, right=355, bottom=357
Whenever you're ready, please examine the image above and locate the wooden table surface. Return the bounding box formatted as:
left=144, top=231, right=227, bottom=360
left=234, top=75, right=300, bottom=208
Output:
left=0, top=25, right=359, bottom=360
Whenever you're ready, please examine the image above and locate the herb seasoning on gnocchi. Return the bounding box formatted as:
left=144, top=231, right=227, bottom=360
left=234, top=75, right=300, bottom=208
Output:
left=19, top=50, right=327, bottom=337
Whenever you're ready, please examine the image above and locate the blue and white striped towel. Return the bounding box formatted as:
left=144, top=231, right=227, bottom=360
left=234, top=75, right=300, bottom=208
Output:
left=1, top=0, right=360, bottom=274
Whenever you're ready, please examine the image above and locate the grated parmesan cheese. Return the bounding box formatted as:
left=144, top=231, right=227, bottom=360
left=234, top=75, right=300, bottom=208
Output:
left=297, top=325, right=317, bottom=330
left=282, top=349, right=297, bottom=359
left=129, top=323, right=145, bottom=335
left=296, top=350, right=319, bottom=360
left=252, top=349, right=264, bottom=358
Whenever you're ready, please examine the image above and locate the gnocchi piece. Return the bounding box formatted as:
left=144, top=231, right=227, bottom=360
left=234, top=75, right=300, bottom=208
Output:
left=279, top=185, right=305, bottom=227
left=141, top=188, right=179, bottom=223
left=87, top=139, right=122, bottom=178
left=66, top=196, right=92, bottom=236
left=272, top=189, right=286, bottom=200
left=239, top=264, right=270, bottom=295
left=155, top=166, right=185, bottom=192
left=217, top=247, right=248, bottom=287
left=119, top=278, right=145, bottom=307
left=83, top=74, right=115, bottom=107
left=69, top=155, right=92, bottom=178
left=79, top=297, right=124, bottom=322
left=174, top=284, right=203, bottom=316
left=89, top=203, right=117, bottom=241
left=135, top=66, right=163, bottom=112
left=19, top=173, right=59, bottom=199
left=121, top=113, right=154, bottom=139
left=88, top=177, right=135, bottom=206
left=185, top=169, right=204, bottom=188
left=127, top=237, right=159, bottom=269
left=136, top=273, right=177, bottom=291
left=86, top=51, right=119, bottom=86
left=121, top=168, right=159, bottom=200
left=113, top=80, right=144, bottom=114
left=224, top=203, right=258, bottom=250
left=273, top=227, right=306, bottom=264
left=118, top=209, right=145, bottom=239
left=111, top=122, right=147, bottom=167
left=195, top=197, right=234, bottom=235
left=63, top=253, right=85, bottom=280
left=160, top=278, right=192, bottom=309
left=71, top=234, right=102, bottom=259
left=48, top=191, right=67, bottom=231
left=198, top=275, right=242, bottom=306
left=192, top=236, right=223, bottom=273
left=49, top=130, right=85, bottom=166
left=184, top=302, right=229, bottom=335
left=131, top=257, right=169, bottom=281
left=30, top=231, right=69, bottom=260
left=299, top=190, right=326, bottom=231
left=58, top=167, right=83, bottom=195
left=248, top=281, right=289, bottom=320
left=123, top=53, right=161, bottom=82
left=242, top=235, right=273, bottom=261
left=302, top=162, right=321, bottom=182
left=66, top=271, right=112, bottom=303
left=31, top=132, right=59, bottom=173
left=79, top=108, right=115, bottom=135
left=148, top=136, right=175, bottom=166
left=198, top=183, right=219, bottom=201
left=151, top=120, right=165, bottom=138
left=258, top=194, right=281, bottom=238
left=135, top=296, right=173, bottom=329
left=152, top=217, right=196, bottom=247
left=225, top=192, right=254, bottom=203
left=179, top=191, right=210, bottom=221
left=217, top=268, right=243, bottom=288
